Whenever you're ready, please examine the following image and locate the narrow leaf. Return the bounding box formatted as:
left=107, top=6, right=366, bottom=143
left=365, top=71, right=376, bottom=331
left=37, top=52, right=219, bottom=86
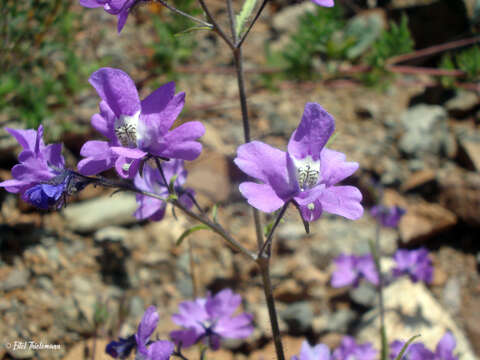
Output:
left=176, top=225, right=210, bottom=246
left=235, top=0, right=257, bottom=37
left=175, top=26, right=212, bottom=37
left=393, top=335, right=421, bottom=360
left=211, top=204, right=218, bottom=222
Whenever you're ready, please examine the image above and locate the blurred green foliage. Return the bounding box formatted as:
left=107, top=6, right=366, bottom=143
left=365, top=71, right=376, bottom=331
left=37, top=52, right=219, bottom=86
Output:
left=440, top=46, right=480, bottom=87
left=280, top=5, right=347, bottom=80
left=0, top=0, right=105, bottom=129
left=149, top=0, right=201, bottom=81
left=363, top=14, right=414, bottom=86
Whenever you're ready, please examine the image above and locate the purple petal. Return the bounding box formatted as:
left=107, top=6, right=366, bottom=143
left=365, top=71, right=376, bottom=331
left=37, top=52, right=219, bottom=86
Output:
left=5, top=128, right=38, bottom=152
left=205, top=289, right=241, bottom=318
left=79, top=0, right=103, bottom=8
left=171, top=300, right=208, bottom=329
left=215, top=313, right=254, bottom=339
left=147, top=340, right=175, bottom=360
left=318, top=185, right=363, bottom=220
left=110, top=146, right=147, bottom=159
left=149, top=122, right=205, bottom=161
left=134, top=194, right=166, bottom=221
left=139, top=82, right=184, bottom=136
left=357, top=255, right=379, bottom=286
left=298, top=199, right=323, bottom=222
left=117, top=10, right=129, bottom=32
left=331, top=255, right=358, bottom=288
left=170, top=328, right=200, bottom=348
left=114, top=156, right=141, bottom=178
left=288, top=103, right=335, bottom=161
left=89, top=68, right=140, bottom=117
left=435, top=332, right=457, bottom=360
left=297, top=341, right=331, bottom=360
left=238, top=182, right=285, bottom=213
left=136, top=306, right=159, bottom=353
left=310, top=0, right=334, bottom=6
left=320, top=149, right=359, bottom=187
left=91, top=101, right=117, bottom=140
left=44, top=144, right=65, bottom=169
left=235, top=142, right=297, bottom=199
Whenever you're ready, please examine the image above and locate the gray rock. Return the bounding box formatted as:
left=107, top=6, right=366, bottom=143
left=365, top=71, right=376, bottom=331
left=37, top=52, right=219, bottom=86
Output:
left=350, top=282, right=378, bottom=308
left=345, top=11, right=385, bottom=59
left=94, top=226, right=129, bottom=243
left=310, top=216, right=397, bottom=260
left=445, top=90, right=479, bottom=117
left=442, top=277, right=462, bottom=316
left=280, top=301, right=314, bottom=333
left=63, top=193, right=138, bottom=233
left=356, top=278, right=476, bottom=359
left=1, top=269, right=29, bottom=291
left=325, top=309, right=356, bottom=333
left=399, top=105, right=450, bottom=158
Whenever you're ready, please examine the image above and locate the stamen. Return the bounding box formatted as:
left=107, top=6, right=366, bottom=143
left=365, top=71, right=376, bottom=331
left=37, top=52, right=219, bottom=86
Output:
left=114, top=111, right=140, bottom=147
left=292, top=155, right=320, bottom=190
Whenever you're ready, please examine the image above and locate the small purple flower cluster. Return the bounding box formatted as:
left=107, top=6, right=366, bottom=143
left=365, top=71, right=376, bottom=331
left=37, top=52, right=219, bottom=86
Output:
left=291, top=337, right=377, bottom=360
left=79, top=0, right=334, bottom=33
left=390, top=332, right=458, bottom=360
left=331, top=248, right=433, bottom=288
left=1, top=67, right=363, bottom=225
left=106, top=289, right=253, bottom=359
left=292, top=332, right=458, bottom=360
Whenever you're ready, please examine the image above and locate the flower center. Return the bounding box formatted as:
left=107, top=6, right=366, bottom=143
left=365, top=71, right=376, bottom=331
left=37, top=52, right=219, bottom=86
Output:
left=114, top=111, right=140, bottom=148
left=292, top=155, right=320, bottom=190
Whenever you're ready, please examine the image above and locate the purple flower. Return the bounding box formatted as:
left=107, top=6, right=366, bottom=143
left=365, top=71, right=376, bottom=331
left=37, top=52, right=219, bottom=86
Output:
left=0, top=126, right=91, bottom=209
left=234, top=103, right=363, bottom=223
left=170, top=289, right=254, bottom=350
left=292, top=341, right=331, bottom=360
left=392, top=248, right=433, bottom=284
left=311, top=0, right=334, bottom=6
left=390, top=340, right=434, bottom=360
left=79, top=0, right=144, bottom=33
left=331, top=254, right=379, bottom=288
left=78, top=68, right=204, bottom=178
left=332, top=336, right=377, bottom=360
left=371, top=205, right=406, bottom=228
left=136, top=306, right=174, bottom=360
left=134, top=160, right=194, bottom=221
left=105, top=335, right=136, bottom=358
left=435, top=332, right=458, bottom=360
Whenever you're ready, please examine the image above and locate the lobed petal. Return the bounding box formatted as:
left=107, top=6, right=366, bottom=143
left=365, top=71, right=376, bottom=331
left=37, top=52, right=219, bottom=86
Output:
left=319, top=185, right=363, bottom=220
left=214, top=313, right=254, bottom=339
left=206, top=289, right=241, bottom=318
left=238, top=182, right=285, bottom=213
left=134, top=195, right=166, bottom=221
left=320, top=148, right=358, bottom=187
left=147, top=340, right=175, bottom=360
left=311, top=0, right=334, bottom=6
left=89, top=68, right=140, bottom=117
left=135, top=306, right=159, bottom=353
left=79, top=0, right=103, bottom=8
left=288, top=103, right=335, bottom=161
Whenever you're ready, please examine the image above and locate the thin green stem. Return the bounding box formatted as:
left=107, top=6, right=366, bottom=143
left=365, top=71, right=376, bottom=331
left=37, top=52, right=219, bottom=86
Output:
left=258, top=258, right=285, bottom=360
left=155, top=0, right=213, bottom=28
left=226, top=0, right=238, bottom=43
left=374, top=224, right=388, bottom=360
left=196, top=0, right=235, bottom=50
left=259, top=201, right=289, bottom=258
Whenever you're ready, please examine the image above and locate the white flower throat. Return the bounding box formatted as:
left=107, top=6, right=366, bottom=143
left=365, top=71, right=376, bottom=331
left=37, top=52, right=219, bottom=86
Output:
left=293, top=155, right=320, bottom=190
left=114, top=111, right=140, bottom=147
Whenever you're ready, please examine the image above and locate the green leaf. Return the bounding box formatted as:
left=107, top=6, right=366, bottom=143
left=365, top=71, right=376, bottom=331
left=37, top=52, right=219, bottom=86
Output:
left=326, top=132, right=339, bottom=147
left=174, top=26, right=212, bottom=37
left=235, top=0, right=257, bottom=37
left=393, top=335, right=421, bottom=360
left=169, top=174, right=179, bottom=194
left=176, top=224, right=210, bottom=246
left=211, top=204, right=219, bottom=222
